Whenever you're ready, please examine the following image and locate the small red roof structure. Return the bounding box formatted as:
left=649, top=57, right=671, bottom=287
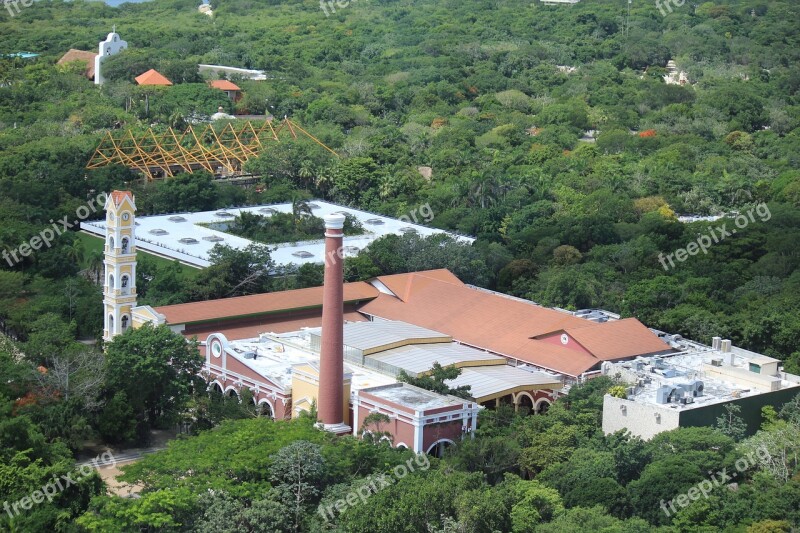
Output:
left=208, top=79, right=241, bottom=91
left=208, top=79, right=242, bottom=102
left=135, top=69, right=173, bottom=86
left=57, top=49, right=98, bottom=79
left=110, top=190, right=134, bottom=207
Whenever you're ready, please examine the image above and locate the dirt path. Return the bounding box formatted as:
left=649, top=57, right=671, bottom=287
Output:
left=76, top=428, right=179, bottom=498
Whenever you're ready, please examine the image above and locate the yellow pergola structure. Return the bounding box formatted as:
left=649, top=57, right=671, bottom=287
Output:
left=86, top=117, right=337, bottom=180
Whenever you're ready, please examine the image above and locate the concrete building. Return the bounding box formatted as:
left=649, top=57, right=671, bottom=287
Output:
left=602, top=338, right=800, bottom=439
left=198, top=64, right=268, bottom=81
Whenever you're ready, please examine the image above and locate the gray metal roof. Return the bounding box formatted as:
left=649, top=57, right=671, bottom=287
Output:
left=369, top=342, right=505, bottom=375
left=446, top=365, right=563, bottom=401
left=339, top=320, right=451, bottom=353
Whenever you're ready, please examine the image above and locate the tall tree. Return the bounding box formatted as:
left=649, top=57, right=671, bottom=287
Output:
left=104, top=324, right=202, bottom=440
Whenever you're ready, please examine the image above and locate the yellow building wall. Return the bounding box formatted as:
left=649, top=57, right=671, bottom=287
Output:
left=290, top=364, right=351, bottom=426
left=291, top=365, right=320, bottom=419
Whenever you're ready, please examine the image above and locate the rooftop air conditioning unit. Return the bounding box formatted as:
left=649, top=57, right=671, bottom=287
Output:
left=711, top=358, right=723, bottom=367
left=656, top=386, right=674, bottom=404
left=689, top=380, right=704, bottom=396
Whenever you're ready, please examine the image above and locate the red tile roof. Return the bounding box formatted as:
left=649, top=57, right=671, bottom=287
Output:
left=359, top=271, right=672, bottom=376
left=550, top=318, right=671, bottom=361
left=154, top=282, right=379, bottom=326
left=110, top=190, right=134, bottom=207
left=208, top=80, right=241, bottom=91
left=189, top=310, right=368, bottom=349
left=135, top=69, right=173, bottom=86
left=57, top=49, right=97, bottom=79
left=151, top=269, right=671, bottom=377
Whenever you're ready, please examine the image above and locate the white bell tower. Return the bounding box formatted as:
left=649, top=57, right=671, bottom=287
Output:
left=103, top=191, right=137, bottom=342
left=95, top=26, right=128, bottom=85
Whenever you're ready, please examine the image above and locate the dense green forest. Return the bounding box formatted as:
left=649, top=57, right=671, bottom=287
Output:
left=1, top=0, right=799, bottom=530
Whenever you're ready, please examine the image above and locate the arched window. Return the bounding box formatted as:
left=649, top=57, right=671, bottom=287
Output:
left=257, top=401, right=273, bottom=419
left=426, top=439, right=454, bottom=458
left=121, top=315, right=129, bottom=330
left=108, top=236, right=115, bottom=250
left=108, top=274, right=115, bottom=290
left=516, top=393, right=534, bottom=415
left=121, top=238, right=129, bottom=254
left=535, top=400, right=551, bottom=415
left=108, top=315, right=114, bottom=333
left=121, top=275, right=129, bottom=294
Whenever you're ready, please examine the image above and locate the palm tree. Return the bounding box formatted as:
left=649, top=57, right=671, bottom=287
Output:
left=290, top=195, right=313, bottom=230
left=469, top=175, right=499, bottom=209
left=298, top=160, right=315, bottom=187
left=65, top=239, right=85, bottom=267
left=86, top=249, right=104, bottom=284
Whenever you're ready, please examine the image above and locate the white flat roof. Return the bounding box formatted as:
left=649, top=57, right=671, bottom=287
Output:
left=81, top=200, right=473, bottom=268
left=361, top=383, right=467, bottom=411
left=216, top=321, right=564, bottom=405
left=605, top=347, right=800, bottom=411
left=224, top=331, right=396, bottom=393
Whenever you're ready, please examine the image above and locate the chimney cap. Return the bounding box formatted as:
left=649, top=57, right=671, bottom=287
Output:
left=324, top=213, right=346, bottom=229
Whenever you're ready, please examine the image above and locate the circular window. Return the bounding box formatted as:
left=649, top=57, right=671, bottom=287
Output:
left=560, top=333, right=569, bottom=345
left=122, top=212, right=130, bottom=221
left=211, top=339, right=222, bottom=358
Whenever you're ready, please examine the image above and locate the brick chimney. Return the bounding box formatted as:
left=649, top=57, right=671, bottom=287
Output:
left=318, top=213, right=350, bottom=433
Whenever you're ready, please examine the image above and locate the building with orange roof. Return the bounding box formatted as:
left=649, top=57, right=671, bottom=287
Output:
left=102, top=194, right=795, bottom=444
left=135, top=69, right=173, bottom=86
left=131, top=267, right=673, bottom=380
left=111, top=205, right=679, bottom=450
left=208, top=79, right=242, bottom=102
